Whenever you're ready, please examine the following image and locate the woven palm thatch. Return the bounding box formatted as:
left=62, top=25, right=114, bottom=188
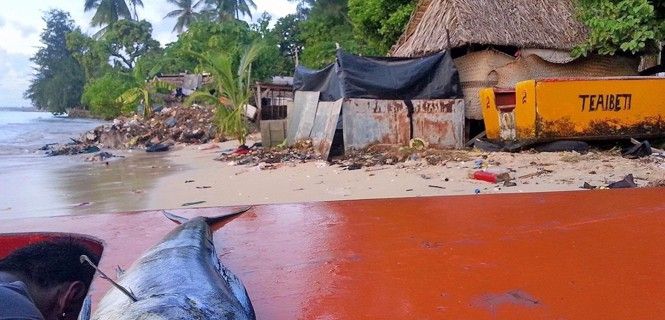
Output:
left=490, top=54, right=640, bottom=88
left=454, top=49, right=515, bottom=119
left=391, top=0, right=588, bottom=57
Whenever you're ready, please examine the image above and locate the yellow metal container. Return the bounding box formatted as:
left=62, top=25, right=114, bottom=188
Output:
left=481, top=77, right=665, bottom=142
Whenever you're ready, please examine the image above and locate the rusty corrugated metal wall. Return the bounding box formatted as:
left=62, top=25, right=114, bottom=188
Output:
left=343, top=99, right=465, bottom=150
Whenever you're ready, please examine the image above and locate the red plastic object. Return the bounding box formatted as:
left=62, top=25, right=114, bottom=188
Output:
left=472, top=170, right=500, bottom=183
left=0, top=232, right=104, bottom=260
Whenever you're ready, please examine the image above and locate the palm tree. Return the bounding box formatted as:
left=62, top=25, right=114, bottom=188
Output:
left=84, top=0, right=132, bottom=27
left=186, top=43, right=262, bottom=145
left=164, top=0, right=200, bottom=33
left=196, top=0, right=256, bottom=21
left=117, top=65, right=174, bottom=118
left=126, top=0, right=144, bottom=20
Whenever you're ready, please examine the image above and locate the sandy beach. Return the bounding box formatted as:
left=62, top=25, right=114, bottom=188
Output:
left=144, top=137, right=665, bottom=211
left=3, top=131, right=665, bottom=220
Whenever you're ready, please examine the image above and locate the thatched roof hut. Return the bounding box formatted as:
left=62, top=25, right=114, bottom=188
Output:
left=391, top=0, right=588, bottom=57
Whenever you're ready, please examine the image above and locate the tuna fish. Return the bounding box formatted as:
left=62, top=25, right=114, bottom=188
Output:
left=90, top=208, right=255, bottom=320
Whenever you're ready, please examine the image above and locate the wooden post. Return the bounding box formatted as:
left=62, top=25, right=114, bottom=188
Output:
left=256, top=83, right=262, bottom=124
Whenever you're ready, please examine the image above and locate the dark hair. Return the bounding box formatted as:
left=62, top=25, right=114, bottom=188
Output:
left=0, top=240, right=100, bottom=289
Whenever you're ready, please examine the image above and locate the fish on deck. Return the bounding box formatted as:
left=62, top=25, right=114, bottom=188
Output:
left=90, top=208, right=255, bottom=320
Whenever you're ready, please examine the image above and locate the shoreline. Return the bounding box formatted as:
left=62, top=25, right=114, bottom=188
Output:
left=3, top=132, right=665, bottom=219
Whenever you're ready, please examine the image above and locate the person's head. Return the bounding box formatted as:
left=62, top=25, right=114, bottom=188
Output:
left=0, top=240, right=100, bottom=320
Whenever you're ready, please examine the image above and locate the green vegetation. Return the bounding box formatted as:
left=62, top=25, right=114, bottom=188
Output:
left=24, top=0, right=663, bottom=124
left=26, top=0, right=418, bottom=119
left=24, top=10, right=85, bottom=115
left=81, top=71, right=133, bottom=119
left=117, top=65, right=174, bottom=118
left=164, top=0, right=200, bottom=33
left=187, top=43, right=261, bottom=144
left=349, top=0, right=416, bottom=55
left=573, top=0, right=665, bottom=57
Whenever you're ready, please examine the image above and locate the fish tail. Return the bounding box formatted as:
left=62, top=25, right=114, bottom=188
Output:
left=162, top=207, right=252, bottom=226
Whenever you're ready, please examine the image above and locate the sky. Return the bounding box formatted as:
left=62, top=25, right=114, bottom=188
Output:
left=0, top=0, right=298, bottom=108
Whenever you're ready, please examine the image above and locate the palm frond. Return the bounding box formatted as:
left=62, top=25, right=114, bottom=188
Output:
left=116, top=87, right=144, bottom=105
left=84, top=0, right=100, bottom=11
left=164, top=9, right=184, bottom=19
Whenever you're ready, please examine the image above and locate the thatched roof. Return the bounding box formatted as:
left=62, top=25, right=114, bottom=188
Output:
left=391, top=0, right=588, bottom=57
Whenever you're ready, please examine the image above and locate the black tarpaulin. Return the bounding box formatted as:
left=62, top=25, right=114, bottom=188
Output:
left=293, top=50, right=462, bottom=101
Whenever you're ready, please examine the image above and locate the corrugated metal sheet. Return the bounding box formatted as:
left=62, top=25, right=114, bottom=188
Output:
left=412, top=99, right=465, bottom=148
left=288, top=91, right=319, bottom=144
left=310, top=100, right=343, bottom=159
left=342, top=99, right=411, bottom=151
left=343, top=99, right=465, bottom=150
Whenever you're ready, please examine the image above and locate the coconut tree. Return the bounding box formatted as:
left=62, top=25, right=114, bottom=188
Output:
left=84, top=0, right=132, bottom=27
left=186, top=43, right=262, bottom=145
left=127, top=0, right=144, bottom=20
left=196, top=0, right=257, bottom=21
left=116, top=64, right=174, bottom=118
left=164, top=0, right=200, bottom=33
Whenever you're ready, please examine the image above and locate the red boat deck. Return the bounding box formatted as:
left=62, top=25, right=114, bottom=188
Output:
left=2, top=189, right=665, bottom=319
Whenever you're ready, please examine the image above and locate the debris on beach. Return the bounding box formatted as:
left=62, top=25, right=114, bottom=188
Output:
left=607, top=174, right=638, bottom=189
left=215, top=140, right=320, bottom=165
left=332, top=145, right=472, bottom=169
left=42, top=142, right=100, bottom=157
left=181, top=201, right=207, bottom=207
left=622, top=140, right=652, bottom=159
left=85, top=151, right=124, bottom=162
left=82, top=105, right=217, bottom=150
left=216, top=141, right=473, bottom=171
left=146, top=143, right=170, bottom=153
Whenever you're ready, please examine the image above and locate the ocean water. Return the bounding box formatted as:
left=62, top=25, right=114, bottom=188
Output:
left=0, top=110, right=105, bottom=156
left=0, top=110, right=176, bottom=219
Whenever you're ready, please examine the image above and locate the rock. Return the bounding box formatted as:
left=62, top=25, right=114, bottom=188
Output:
left=607, top=174, right=637, bottom=189
left=347, top=163, right=363, bottom=170
left=581, top=182, right=597, bottom=189
left=85, top=132, right=97, bottom=142
left=503, top=181, right=517, bottom=187
left=183, top=129, right=204, bottom=141
left=82, top=145, right=100, bottom=153
left=164, top=117, right=177, bottom=128
left=146, top=143, right=170, bottom=153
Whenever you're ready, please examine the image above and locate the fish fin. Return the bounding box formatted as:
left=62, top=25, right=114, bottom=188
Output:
left=115, top=265, right=126, bottom=278
left=77, top=295, right=91, bottom=320
left=162, top=210, right=189, bottom=224
left=205, top=206, right=252, bottom=228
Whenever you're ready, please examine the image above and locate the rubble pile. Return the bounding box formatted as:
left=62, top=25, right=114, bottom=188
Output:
left=217, top=141, right=473, bottom=170
left=81, top=105, right=217, bottom=149
left=333, top=144, right=473, bottom=169
left=215, top=140, right=320, bottom=166
left=41, top=140, right=100, bottom=157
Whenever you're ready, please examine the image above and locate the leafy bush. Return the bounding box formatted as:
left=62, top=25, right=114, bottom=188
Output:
left=81, top=72, right=134, bottom=119
left=573, top=0, right=665, bottom=57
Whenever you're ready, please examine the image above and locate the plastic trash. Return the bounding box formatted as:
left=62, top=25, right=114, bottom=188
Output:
left=470, top=170, right=510, bottom=183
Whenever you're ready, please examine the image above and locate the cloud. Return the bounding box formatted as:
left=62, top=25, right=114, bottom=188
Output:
left=0, top=48, right=33, bottom=107
left=16, top=23, right=38, bottom=38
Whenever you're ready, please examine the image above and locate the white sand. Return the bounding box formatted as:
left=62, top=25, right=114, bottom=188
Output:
left=145, top=139, right=665, bottom=211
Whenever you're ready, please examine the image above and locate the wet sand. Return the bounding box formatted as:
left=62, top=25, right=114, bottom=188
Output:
left=0, top=150, right=176, bottom=219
